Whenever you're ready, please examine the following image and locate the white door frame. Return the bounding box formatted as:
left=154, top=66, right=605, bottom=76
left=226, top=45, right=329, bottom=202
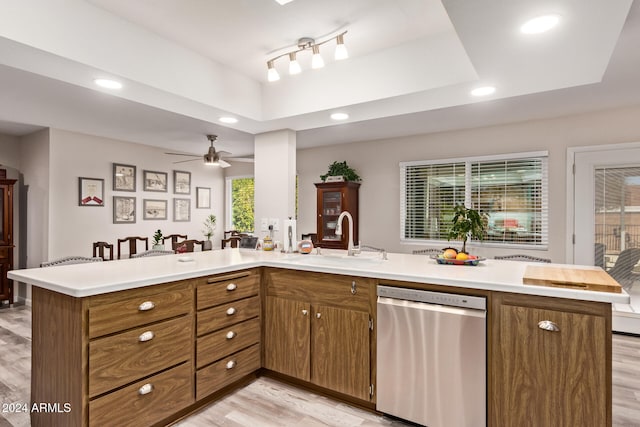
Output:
left=566, top=141, right=640, bottom=263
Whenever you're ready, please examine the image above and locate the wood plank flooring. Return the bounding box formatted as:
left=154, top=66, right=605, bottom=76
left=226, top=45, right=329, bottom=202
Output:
left=1, top=304, right=639, bottom=426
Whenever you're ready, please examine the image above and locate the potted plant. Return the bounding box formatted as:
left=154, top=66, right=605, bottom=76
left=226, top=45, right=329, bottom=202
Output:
left=447, top=204, right=486, bottom=254
left=152, top=229, right=164, bottom=250
left=320, top=161, right=361, bottom=182
left=202, top=214, right=216, bottom=250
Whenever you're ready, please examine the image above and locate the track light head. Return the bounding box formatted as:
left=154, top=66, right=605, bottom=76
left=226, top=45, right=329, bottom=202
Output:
left=267, top=60, right=280, bottom=82
left=311, top=45, right=324, bottom=69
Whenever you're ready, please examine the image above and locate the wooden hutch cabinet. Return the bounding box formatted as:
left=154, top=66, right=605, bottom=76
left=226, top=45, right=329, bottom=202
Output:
left=315, top=182, right=360, bottom=249
left=0, top=175, right=16, bottom=304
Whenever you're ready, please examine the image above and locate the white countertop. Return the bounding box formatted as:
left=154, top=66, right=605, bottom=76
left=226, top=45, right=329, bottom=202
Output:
left=8, top=249, right=630, bottom=304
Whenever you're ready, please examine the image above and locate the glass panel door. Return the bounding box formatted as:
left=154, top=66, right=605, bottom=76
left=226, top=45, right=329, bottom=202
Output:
left=322, top=191, right=342, bottom=241
left=574, top=148, right=640, bottom=334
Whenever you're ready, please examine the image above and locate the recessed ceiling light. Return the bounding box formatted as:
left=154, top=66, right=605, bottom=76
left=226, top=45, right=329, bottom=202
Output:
left=94, top=78, right=122, bottom=89
left=520, top=14, right=560, bottom=34
left=219, top=117, right=238, bottom=124
left=274, top=0, right=295, bottom=4
left=471, top=86, right=496, bottom=97
left=330, top=112, right=349, bottom=121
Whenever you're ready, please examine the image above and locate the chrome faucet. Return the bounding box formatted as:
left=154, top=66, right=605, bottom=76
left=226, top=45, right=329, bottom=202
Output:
left=336, top=211, right=359, bottom=256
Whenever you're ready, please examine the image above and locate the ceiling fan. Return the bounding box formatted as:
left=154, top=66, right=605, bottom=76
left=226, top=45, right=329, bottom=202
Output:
left=165, top=135, right=252, bottom=168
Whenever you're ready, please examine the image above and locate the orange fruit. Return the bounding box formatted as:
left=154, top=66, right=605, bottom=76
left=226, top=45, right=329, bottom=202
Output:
left=456, top=252, right=469, bottom=261
left=443, top=248, right=458, bottom=259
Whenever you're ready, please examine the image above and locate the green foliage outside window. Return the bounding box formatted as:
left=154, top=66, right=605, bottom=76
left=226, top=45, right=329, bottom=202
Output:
left=232, top=178, right=254, bottom=232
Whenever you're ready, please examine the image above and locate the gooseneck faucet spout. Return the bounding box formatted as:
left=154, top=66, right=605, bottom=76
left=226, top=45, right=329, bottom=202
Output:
left=335, top=211, right=358, bottom=256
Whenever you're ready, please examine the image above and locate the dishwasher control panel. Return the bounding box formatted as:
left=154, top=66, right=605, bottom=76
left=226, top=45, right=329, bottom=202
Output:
left=377, top=285, right=486, bottom=310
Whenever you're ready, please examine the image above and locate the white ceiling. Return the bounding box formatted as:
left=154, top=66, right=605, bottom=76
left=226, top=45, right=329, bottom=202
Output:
left=0, top=0, right=638, bottom=158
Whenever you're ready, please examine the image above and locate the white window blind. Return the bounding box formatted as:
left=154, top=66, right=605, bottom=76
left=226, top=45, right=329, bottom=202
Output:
left=401, top=152, right=548, bottom=247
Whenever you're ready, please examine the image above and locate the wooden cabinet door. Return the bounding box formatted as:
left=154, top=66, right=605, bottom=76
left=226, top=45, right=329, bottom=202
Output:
left=493, top=303, right=608, bottom=426
left=311, top=305, right=370, bottom=400
left=264, top=296, right=310, bottom=381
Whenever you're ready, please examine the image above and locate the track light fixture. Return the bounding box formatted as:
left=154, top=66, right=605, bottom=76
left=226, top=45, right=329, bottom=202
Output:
left=266, top=31, right=348, bottom=81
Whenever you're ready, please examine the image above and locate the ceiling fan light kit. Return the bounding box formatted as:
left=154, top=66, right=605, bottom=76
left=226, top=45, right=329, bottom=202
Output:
left=266, top=31, right=348, bottom=81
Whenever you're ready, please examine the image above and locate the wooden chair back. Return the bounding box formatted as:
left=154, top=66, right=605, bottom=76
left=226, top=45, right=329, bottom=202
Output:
left=92, top=241, right=114, bottom=261
left=221, top=236, right=241, bottom=249
left=117, top=236, right=149, bottom=259
left=172, top=239, right=204, bottom=253
left=162, top=234, right=188, bottom=248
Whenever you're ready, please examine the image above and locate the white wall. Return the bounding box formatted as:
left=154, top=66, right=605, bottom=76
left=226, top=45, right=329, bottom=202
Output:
left=47, top=129, right=225, bottom=259
left=297, top=105, right=640, bottom=263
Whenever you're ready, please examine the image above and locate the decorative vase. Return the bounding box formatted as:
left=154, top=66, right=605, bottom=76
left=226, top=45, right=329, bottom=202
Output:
left=203, top=240, right=213, bottom=251
left=152, top=244, right=164, bottom=250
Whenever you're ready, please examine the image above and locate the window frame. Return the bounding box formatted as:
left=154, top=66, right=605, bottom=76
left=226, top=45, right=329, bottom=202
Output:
left=400, top=151, right=549, bottom=250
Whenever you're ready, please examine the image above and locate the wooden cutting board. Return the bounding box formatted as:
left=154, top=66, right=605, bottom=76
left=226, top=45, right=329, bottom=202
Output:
left=523, top=265, right=622, bottom=293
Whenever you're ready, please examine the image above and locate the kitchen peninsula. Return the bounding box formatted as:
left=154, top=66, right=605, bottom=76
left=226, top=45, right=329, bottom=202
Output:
left=9, top=249, right=628, bottom=427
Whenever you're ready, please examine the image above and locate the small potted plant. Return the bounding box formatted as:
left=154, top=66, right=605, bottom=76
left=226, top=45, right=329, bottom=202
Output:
left=202, top=214, right=216, bottom=250
left=447, top=204, right=486, bottom=254
left=152, top=229, right=164, bottom=250
left=320, top=161, right=361, bottom=182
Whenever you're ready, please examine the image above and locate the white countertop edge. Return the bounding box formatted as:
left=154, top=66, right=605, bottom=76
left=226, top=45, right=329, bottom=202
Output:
left=7, top=250, right=631, bottom=304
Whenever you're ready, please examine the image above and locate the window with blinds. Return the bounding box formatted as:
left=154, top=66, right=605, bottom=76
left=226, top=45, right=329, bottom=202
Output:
left=401, top=152, right=548, bottom=247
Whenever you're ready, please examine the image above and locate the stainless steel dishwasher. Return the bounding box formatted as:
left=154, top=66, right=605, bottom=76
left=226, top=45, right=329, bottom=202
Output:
left=376, top=285, right=486, bottom=427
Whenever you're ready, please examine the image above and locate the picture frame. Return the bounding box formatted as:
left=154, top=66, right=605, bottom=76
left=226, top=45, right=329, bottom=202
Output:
left=196, top=187, right=211, bottom=208
left=78, top=177, right=104, bottom=207
left=143, top=199, right=168, bottom=220
left=143, top=170, right=168, bottom=192
left=113, top=163, right=136, bottom=192
left=113, top=196, right=136, bottom=224
left=173, top=170, right=191, bottom=195
left=173, top=198, right=191, bottom=222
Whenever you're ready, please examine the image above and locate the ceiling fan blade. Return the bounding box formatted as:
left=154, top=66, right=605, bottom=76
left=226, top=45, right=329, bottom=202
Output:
left=227, top=157, right=254, bottom=163
left=173, top=158, right=201, bottom=164
left=219, top=159, right=231, bottom=168
left=165, top=152, right=199, bottom=157
left=217, top=150, right=232, bottom=157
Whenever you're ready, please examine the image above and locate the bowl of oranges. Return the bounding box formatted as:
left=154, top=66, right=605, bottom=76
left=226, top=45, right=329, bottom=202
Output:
left=431, top=248, right=484, bottom=266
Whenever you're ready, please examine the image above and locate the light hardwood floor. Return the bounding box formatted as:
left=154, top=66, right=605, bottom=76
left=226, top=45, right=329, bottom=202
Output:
left=1, top=304, right=639, bottom=426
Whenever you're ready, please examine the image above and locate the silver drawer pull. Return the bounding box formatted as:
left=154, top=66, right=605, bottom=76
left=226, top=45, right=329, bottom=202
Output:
left=538, top=320, right=560, bottom=332
left=138, top=331, right=155, bottom=342
left=302, top=309, right=308, bottom=316
left=138, top=383, right=154, bottom=395
left=316, top=312, right=321, bottom=319
left=226, top=283, right=237, bottom=291
left=226, top=360, right=236, bottom=370
left=226, top=331, right=236, bottom=340
left=226, top=307, right=237, bottom=316
left=138, top=301, right=155, bottom=311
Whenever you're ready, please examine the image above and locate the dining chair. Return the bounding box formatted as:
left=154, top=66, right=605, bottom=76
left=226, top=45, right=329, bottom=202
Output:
left=162, top=234, right=188, bottom=249
left=221, top=236, right=241, bottom=249
left=494, top=254, right=551, bottom=263
left=130, top=249, right=175, bottom=258
left=41, top=256, right=103, bottom=267
left=172, top=239, right=204, bottom=253
left=92, top=241, right=114, bottom=261
left=117, top=236, right=149, bottom=259
left=607, top=248, right=640, bottom=290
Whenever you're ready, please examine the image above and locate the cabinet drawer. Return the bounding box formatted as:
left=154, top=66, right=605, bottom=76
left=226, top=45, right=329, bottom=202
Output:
left=197, top=317, right=260, bottom=369
left=196, top=344, right=260, bottom=400
left=89, top=283, right=193, bottom=338
left=266, top=269, right=371, bottom=311
left=89, top=362, right=193, bottom=427
left=196, top=270, right=259, bottom=310
left=89, top=315, right=192, bottom=397
left=197, top=296, right=260, bottom=337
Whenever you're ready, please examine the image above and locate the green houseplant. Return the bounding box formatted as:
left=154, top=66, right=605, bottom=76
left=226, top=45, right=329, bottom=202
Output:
left=202, top=214, right=216, bottom=250
left=320, top=161, right=361, bottom=182
left=152, top=229, right=164, bottom=249
left=447, top=204, right=486, bottom=253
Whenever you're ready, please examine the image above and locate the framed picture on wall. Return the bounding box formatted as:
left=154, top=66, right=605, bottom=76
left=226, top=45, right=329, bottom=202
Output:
left=196, top=187, right=211, bottom=208
left=173, top=170, right=191, bottom=195
left=173, top=198, right=190, bottom=222
left=78, top=177, right=104, bottom=206
left=113, top=163, right=136, bottom=192
left=143, top=170, right=168, bottom=192
left=143, top=199, right=168, bottom=220
left=113, top=196, right=136, bottom=224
